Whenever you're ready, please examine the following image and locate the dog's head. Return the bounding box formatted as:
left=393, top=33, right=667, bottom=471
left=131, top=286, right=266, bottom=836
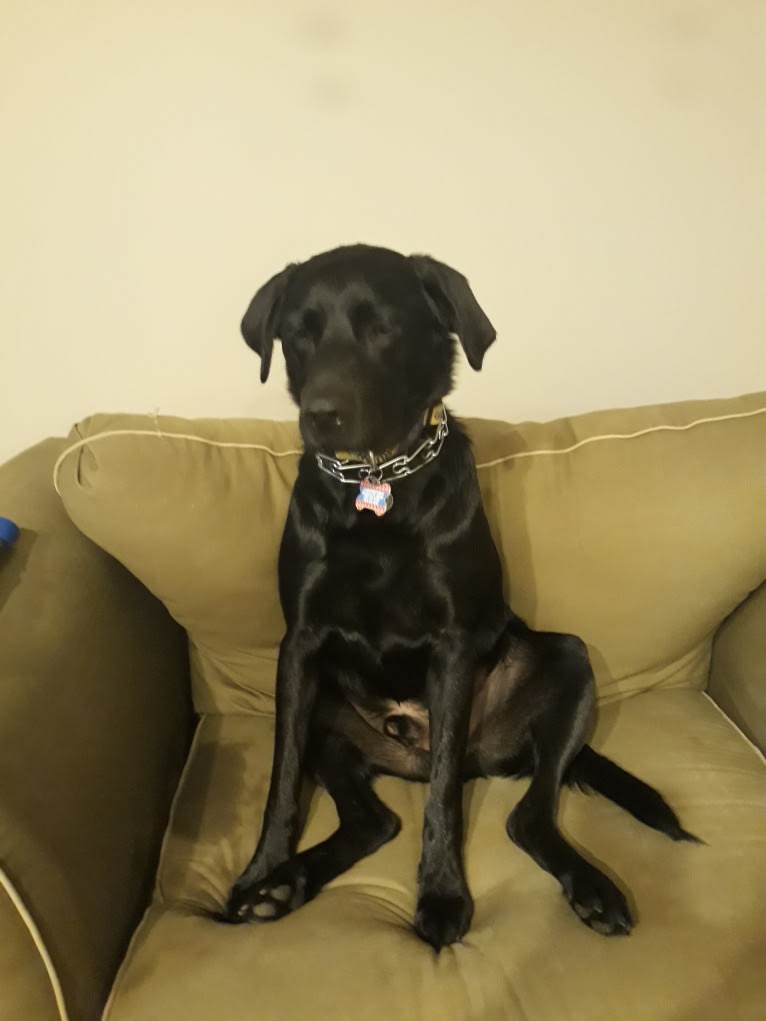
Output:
left=241, top=244, right=495, bottom=455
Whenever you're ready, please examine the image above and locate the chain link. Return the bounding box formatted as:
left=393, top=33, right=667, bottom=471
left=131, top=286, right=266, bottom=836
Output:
left=315, top=407, right=449, bottom=485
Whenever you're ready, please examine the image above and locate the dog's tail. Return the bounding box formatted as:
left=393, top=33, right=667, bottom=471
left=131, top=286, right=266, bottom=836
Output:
left=566, top=744, right=701, bottom=843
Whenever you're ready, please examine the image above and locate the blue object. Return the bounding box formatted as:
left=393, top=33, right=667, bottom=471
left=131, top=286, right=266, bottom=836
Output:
left=0, top=517, right=20, bottom=549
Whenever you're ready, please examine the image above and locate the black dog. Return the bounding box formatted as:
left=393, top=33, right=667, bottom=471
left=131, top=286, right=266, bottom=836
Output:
left=224, top=244, right=696, bottom=949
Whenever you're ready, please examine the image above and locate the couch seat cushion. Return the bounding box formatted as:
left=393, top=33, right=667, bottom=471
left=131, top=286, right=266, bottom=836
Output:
left=104, top=689, right=766, bottom=1021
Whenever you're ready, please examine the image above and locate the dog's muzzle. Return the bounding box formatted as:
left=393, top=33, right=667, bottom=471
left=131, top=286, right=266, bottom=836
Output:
left=314, top=403, right=449, bottom=489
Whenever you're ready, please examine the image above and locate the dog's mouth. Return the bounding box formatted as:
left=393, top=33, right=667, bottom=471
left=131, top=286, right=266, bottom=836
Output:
left=299, top=400, right=411, bottom=461
left=299, top=407, right=369, bottom=458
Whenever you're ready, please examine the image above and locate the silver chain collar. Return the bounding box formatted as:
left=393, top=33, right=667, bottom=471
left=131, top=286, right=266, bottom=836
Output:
left=315, top=405, right=449, bottom=485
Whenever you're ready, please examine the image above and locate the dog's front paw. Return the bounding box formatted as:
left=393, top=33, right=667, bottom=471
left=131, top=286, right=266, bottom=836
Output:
left=225, top=859, right=309, bottom=924
left=560, top=866, right=632, bottom=936
left=414, top=887, right=474, bottom=950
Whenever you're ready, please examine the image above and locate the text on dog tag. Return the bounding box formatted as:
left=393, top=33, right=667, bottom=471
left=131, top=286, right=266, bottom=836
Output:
left=355, top=479, right=393, bottom=516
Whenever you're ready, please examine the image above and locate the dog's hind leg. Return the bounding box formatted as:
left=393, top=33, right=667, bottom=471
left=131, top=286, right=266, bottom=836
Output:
left=473, top=627, right=634, bottom=936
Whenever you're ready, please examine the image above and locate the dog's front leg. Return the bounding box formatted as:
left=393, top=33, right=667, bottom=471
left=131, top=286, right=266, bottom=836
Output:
left=226, top=628, right=319, bottom=921
left=415, top=631, right=474, bottom=950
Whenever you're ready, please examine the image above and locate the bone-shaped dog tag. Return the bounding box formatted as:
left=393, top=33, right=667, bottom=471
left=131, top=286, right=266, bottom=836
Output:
left=355, top=479, right=393, bottom=516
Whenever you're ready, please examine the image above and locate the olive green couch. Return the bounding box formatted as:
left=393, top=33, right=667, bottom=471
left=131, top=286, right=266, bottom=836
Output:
left=1, top=390, right=764, bottom=1020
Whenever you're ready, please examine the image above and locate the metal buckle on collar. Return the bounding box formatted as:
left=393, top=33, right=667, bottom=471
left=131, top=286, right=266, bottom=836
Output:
left=315, top=404, right=449, bottom=486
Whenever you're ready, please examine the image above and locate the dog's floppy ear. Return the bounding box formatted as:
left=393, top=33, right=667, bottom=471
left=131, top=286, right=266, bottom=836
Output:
left=241, top=264, right=296, bottom=383
left=409, top=255, right=496, bottom=371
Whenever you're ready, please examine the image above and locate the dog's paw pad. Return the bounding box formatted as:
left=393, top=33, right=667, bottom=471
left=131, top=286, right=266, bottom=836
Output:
left=252, top=900, right=279, bottom=919
left=269, top=884, right=294, bottom=903
left=226, top=863, right=308, bottom=924
left=573, top=896, right=602, bottom=920
left=561, top=868, right=632, bottom=936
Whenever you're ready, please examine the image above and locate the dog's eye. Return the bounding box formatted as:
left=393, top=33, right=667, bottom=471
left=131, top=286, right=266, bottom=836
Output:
left=351, top=301, right=391, bottom=344
left=302, top=309, right=323, bottom=335
left=366, top=321, right=391, bottom=342
left=350, top=301, right=374, bottom=333
left=286, top=309, right=323, bottom=350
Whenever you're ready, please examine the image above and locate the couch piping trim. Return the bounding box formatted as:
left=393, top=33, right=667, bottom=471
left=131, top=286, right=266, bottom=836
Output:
left=475, top=404, right=766, bottom=468
left=53, top=431, right=303, bottom=494
left=0, top=866, right=70, bottom=1021
left=702, top=692, right=766, bottom=769
left=53, top=404, right=766, bottom=495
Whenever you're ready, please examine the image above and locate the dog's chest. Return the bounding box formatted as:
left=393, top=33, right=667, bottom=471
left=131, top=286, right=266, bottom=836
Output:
left=310, top=523, right=447, bottom=645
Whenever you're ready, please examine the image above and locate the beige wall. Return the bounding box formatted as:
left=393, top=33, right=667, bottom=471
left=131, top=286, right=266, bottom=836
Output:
left=2, top=1, right=765, bottom=464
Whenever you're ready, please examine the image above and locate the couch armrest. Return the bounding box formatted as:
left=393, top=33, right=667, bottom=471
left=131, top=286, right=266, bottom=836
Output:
left=708, top=581, right=766, bottom=754
left=0, top=440, right=193, bottom=1021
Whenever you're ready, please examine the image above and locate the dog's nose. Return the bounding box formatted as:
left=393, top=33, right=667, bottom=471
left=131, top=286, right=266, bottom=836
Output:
left=301, top=396, right=344, bottom=439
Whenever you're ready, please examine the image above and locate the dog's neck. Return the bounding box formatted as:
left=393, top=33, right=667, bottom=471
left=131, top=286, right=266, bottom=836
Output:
left=314, top=403, right=448, bottom=489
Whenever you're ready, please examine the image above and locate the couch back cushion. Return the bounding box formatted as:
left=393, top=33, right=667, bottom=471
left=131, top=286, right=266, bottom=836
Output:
left=55, top=393, right=766, bottom=712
